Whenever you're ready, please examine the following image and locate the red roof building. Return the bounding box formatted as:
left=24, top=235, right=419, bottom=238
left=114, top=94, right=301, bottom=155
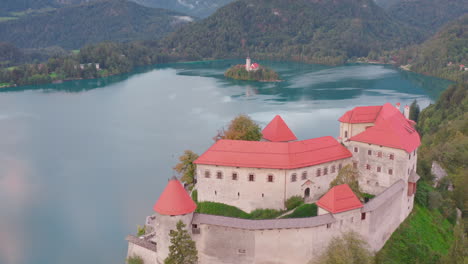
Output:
left=262, top=115, right=297, bottom=142
left=339, top=103, right=420, bottom=153
left=317, top=184, right=363, bottom=214
left=194, top=136, right=352, bottom=169
left=153, top=177, right=197, bottom=215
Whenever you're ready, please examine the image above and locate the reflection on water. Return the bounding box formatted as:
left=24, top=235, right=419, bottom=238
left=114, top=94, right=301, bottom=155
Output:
left=0, top=60, right=451, bottom=264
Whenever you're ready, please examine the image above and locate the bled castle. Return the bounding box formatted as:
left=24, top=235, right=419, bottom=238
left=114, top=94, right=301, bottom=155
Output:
left=126, top=102, right=421, bottom=264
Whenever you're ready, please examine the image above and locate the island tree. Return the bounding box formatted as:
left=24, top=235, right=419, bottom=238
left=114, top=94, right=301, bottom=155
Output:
left=174, top=150, right=199, bottom=185
left=164, top=220, right=198, bottom=264
left=214, top=114, right=262, bottom=141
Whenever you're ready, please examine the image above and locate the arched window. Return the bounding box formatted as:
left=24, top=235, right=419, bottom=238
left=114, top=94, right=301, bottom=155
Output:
left=204, top=170, right=210, bottom=178
left=301, top=171, right=307, bottom=180
left=267, top=174, right=274, bottom=182
left=291, top=173, right=297, bottom=182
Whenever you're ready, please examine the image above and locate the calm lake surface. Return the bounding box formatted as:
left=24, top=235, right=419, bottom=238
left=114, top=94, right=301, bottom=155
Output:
left=0, top=60, right=451, bottom=264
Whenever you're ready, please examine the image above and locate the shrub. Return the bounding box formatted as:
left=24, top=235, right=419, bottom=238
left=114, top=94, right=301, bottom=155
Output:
left=428, top=191, right=443, bottom=210
left=127, top=255, right=143, bottom=264
left=137, top=225, right=145, bottom=236
left=283, top=203, right=317, bottom=218
left=249, top=208, right=284, bottom=219
left=285, top=195, right=304, bottom=210
left=415, top=181, right=432, bottom=207
left=195, top=201, right=250, bottom=219
left=191, top=189, right=198, bottom=203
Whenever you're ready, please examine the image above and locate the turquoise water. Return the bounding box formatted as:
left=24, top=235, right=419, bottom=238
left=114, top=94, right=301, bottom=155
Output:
left=0, top=60, right=451, bottom=264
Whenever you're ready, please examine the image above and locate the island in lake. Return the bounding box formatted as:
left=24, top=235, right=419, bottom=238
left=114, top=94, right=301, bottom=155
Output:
left=225, top=57, right=280, bottom=82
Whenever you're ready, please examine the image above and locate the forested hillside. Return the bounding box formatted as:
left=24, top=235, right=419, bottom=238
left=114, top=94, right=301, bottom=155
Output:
left=395, top=15, right=468, bottom=83
left=388, top=0, right=468, bottom=35
left=0, top=0, right=194, bottom=49
left=161, top=0, right=423, bottom=65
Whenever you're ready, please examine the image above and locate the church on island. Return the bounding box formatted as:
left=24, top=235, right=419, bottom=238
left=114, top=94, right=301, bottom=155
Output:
left=126, top=103, right=421, bottom=264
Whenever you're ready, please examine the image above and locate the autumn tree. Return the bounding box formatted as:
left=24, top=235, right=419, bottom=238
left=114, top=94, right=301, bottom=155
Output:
left=311, top=231, right=374, bottom=264
left=214, top=114, right=262, bottom=141
left=164, top=221, right=198, bottom=264
left=174, top=150, right=199, bottom=185
left=330, top=164, right=363, bottom=199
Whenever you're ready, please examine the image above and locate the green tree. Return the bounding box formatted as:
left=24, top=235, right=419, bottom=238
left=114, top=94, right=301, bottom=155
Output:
left=164, top=221, right=198, bottom=264
left=330, top=164, right=363, bottom=199
left=439, top=221, right=467, bottom=264
left=409, top=100, right=420, bottom=122
left=214, top=114, right=262, bottom=141
left=311, top=231, right=374, bottom=264
left=174, top=150, right=199, bottom=185
left=127, top=255, right=143, bottom=264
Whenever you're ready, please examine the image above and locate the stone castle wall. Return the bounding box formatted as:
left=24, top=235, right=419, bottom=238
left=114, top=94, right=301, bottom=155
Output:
left=196, top=157, right=351, bottom=213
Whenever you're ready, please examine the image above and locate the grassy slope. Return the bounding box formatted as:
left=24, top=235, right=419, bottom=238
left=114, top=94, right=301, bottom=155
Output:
left=376, top=205, right=454, bottom=264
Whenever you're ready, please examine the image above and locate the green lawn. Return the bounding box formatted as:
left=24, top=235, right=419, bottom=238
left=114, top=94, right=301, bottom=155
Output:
left=0, top=17, right=17, bottom=22
left=376, top=205, right=454, bottom=264
left=0, top=83, right=12, bottom=88
left=196, top=202, right=251, bottom=219
left=282, top=203, right=318, bottom=218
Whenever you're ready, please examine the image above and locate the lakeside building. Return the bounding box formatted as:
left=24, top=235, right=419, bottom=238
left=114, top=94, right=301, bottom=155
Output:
left=126, top=102, right=421, bottom=264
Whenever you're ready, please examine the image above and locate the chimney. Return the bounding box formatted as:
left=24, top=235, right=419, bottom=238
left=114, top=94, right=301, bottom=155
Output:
left=395, top=102, right=401, bottom=111
left=404, top=105, right=410, bottom=119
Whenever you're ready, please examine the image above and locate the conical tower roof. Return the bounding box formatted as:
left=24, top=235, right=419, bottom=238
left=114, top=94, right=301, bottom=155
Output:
left=153, top=177, right=197, bottom=215
left=316, top=184, right=362, bottom=214
left=262, top=115, right=297, bottom=142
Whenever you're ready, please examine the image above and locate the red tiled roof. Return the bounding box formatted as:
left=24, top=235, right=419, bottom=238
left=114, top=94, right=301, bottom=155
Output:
left=317, top=184, right=363, bottom=214
left=338, top=105, right=382, bottom=123
left=153, top=177, right=197, bottom=215
left=262, top=115, right=297, bottom=142
left=194, top=136, right=352, bottom=169
left=349, top=103, right=420, bottom=152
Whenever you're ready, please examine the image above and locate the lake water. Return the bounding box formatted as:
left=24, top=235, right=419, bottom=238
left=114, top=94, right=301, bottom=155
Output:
left=0, top=60, right=451, bottom=264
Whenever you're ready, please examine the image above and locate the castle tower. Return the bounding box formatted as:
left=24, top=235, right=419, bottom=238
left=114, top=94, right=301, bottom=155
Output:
left=246, top=57, right=251, bottom=71
left=152, top=176, right=197, bottom=263
left=262, top=115, right=297, bottom=142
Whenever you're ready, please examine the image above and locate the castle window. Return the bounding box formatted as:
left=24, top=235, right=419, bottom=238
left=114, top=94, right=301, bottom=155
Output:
left=291, top=173, right=297, bottom=182
left=361, top=213, right=366, bottom=220
left=338, top=163, right=342, bottom=170
left=388, top=169, right=393, bottom=175
left=327, top=223, right=332, bottom=229
left=216, top=171, right=223, bottom=179
left=366, top=164, right=371, bottom=170
left=267, top=174, right=274, bottom=182
left=350, top=217, right=354, bottom=223
left=204, top=170, right=211, bottom=178
left=232, top=172, right=238, bottom=180
left=368, top=150, right=372, bottom=155
left=301, top=171, right=307, bottom=180
left=354, top=147, right=358, bottom=153
left=377, top=166, right=381, bottom=172
left=262, top=193, right=264, bottom=197
left=238, top=249, right=246, bottom=254
left=316, top=169, right=321, bottom=177
left=377, top=151, right=382, bottom=158
left=215, top=190, right=217, bottom=195
left=238, top=192, right=240, bottom=197
left=409, top=154, right=411, bottom=160
left=353, top=162, right=358, bottom=169
left=345, top=131, right=348, bottom=138
left=331, top=165, right=336, bottom=173
left=389, top=154, right=394, bottom=160
left=249, top=174, right=255, bottom=182
left=323, top=167, right=328, bottom=175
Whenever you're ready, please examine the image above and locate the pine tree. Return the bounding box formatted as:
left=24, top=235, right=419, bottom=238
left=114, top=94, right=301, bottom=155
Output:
left=164, top=221, right=198, bottom=264
left=409, top=100, right=420, bottom=122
